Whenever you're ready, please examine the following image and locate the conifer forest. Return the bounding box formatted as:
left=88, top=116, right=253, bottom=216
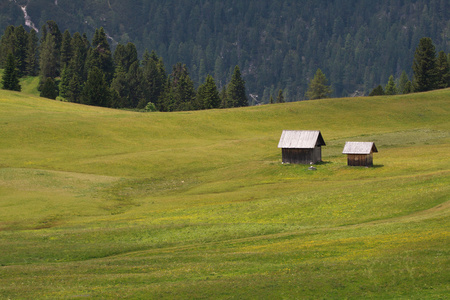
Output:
left=1, top=0, right=449, bottom=107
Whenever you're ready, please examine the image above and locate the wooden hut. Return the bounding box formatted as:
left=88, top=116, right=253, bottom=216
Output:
left=342, top=142, right=378, bottom=166
left=278, top=130, right=326, bottom=164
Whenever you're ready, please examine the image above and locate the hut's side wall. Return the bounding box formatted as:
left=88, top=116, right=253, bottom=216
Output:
left=347, top=153, right=373, bottom=166
left=282, top=147, right=322, bottom=164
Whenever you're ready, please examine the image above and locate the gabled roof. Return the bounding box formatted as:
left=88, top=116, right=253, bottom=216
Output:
left=278, top=130, right=326, bottom=149
left=342, top=142, right=378, bottom=154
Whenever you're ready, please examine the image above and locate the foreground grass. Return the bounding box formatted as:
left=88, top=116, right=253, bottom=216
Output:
left=0, top=88, right=449, bottom=298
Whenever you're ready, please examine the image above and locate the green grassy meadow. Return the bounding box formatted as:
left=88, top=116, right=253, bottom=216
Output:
left=0, top=87, right=449, bottom=299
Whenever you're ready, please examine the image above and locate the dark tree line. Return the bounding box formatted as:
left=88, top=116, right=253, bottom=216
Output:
left=0, top=21, right=248, bottom=111
left=370, top=37, right=450, bottom=96
left=2, top=0, right=449, bottom=102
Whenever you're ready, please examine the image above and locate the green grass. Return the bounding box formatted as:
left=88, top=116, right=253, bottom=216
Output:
left=0, top=87, right=449, bottom=299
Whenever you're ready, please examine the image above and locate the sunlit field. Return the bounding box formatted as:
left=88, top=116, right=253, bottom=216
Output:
left=0, top=87, right=449, bottom=299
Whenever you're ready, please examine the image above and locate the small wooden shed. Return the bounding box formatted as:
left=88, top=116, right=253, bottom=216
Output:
left=278, top=130, right=326, bottom=164
left=342, top=142, right=378, bottom=167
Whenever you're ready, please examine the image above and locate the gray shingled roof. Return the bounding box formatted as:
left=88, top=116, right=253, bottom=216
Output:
left=278, top=130, right=326, bottom=149
left=342, top=142, right=378, bottom=154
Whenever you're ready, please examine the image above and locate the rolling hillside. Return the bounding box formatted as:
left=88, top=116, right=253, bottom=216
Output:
left=0, top=88, right=449, bottom=298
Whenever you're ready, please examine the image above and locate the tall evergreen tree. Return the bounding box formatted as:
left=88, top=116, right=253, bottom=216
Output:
left=127, top=61, right=145, bottom=108
left=86, top=27, right=114, bottom=83
left=436, top=50, right=450, bottom=88
left=142, top=50, right=167, bottom=111
left=226, top=65, right=248, bottom=107
left=412, top=37, right=439, bottom=92
left=60, top=30, right=73, bottom=69
left=196, top=75, right=220, bottom=109
left=40, top=77, right=58, bottom=99
left=0, top=25, right=15, bottom=67
left=1, top=53, right=21, bottom=91
left=114, top=42, right=138, bottom=73
left=306, top=69, right=332, bottom=100
left=13, top=25, right=28, bottom=77
left=110, top=66, right=130, bottom=108
left=398, top=71, right=410, bottom=94
left=39, top=33, right=59, bottom=81
left=385, top=75, right=397, bottom=95
left=82, top=67, right=110, bottom=107
left=25, top=29, right=38, bottom=76
left=67, top=73, right=83, bottom=103
left=369, top=85, right=385, bottom=96
left=276, top=89, right=285, bottom=103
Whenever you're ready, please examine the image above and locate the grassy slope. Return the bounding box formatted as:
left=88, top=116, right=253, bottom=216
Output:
left=0, top=88, right=449, bottom=299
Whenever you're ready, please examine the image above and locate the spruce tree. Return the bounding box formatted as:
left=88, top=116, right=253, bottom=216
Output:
left=142, top=50, right=166, bottom=111
left=60, top=30, right=73, bottom=69
left=369, top=85, right=385, bottom=96
left=306, top=69, right=332, bottom=100
left=276, top=89, right=285, bottom=103
left=436, top=51, right=450, bottom=88
left=39, top=33, right=59, bottom=80
left=398, top=71, right=409, bottom=94
left=110, top=67, right=130, bottom=108
left=226, top=65, right=248, bottom=107
left=412, top=37, right=438, bottom=92
left=86, top=27, right=114, bottom=84
left=127, top=61, right=145, bottom=108
left=13, top=25, right=28, bottom=77
left=25, top=29, right=38, bottom=76
left=40, top=77, right=58, bottom=99
left=0, top=25, right=15, bottom=67
left=269, top=95, right=274, bottom=104
left=385, top=75, right=397, bottom=95
left=196, top=75, right=220, bottom=109
left=67, top=73, right=83, bottom=103
left=82, top=67, right=110, bottom=107
left=1, top=53, right=21, bottom=91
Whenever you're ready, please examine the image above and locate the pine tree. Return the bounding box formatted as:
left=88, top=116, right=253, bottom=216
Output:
left=82, top=67, right=110, bottom=107
left=39, top=33, right=59, bottom=80
left=226, top=65, right=248, bottom=107
left=60, top=30, right=73, bottom=69
left=114, top=42, right=138, bottom=73
left=436, top=51, right=450, bottom=88
left=40, top=77, right=58, bottom=99
left=1, top=53, right=21, bottom=91
left=403, top=81, right=413, bottom=94
left=59, top=65, right=73, bottom=99
left=25, top=29, right=38, bottom=76
left=67, top=73, right=83, bottom=103
left=269, top=95, right=274, bottom=104
left=142, top=50, right=167, bottom=111
left=86, top=27, right=114, bottom=84
left=306, top=69, right=332, bottom=100
left=127, top=61, right=145, bottom=108
left=276, top=89, right=285, bottom=103
left=385, top=75, right=397, bottom=95
left=0, top=25, right=15, bottom=67
left=369, top=85, right=385, bottom=96
left=196, top=75, right=220, bottom=110
left=13, top=25, right=28, bottom=77
left=166, top=63, right=196, bottom=111
left=110, top=67, right=130, bottom=108
left=398, top=71, right=409, bottom=94
left=412, top=37, right=439, bottom=92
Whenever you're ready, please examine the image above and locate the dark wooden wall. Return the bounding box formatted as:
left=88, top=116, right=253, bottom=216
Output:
left=347, top=154, right=373, bottom=166
left=282, top=147, right=322, bottom=164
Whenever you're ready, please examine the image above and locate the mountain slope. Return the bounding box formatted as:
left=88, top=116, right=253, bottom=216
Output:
left=2, top=0, right=449, bottom=102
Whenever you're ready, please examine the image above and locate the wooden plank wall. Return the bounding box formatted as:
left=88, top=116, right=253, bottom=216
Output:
left=347, top=153, right=373, bottom=166
left=282, top=147, right=322, bottom=164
